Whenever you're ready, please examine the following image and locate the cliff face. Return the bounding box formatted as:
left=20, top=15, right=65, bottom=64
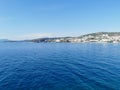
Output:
left=28, top=32, right=120, bottom=43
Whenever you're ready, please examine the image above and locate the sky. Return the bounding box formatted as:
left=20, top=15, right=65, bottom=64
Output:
left=0, top=0, right=120, bottom=40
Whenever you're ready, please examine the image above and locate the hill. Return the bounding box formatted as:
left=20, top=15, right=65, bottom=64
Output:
left=11, top=32, right=120, bottom=43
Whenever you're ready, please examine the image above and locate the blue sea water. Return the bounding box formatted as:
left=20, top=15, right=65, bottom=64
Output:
left=0, top=42, right=120, bottom=90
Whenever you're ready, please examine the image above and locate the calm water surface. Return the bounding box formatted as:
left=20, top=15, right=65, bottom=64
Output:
left=0, top=42, right=120, bottom=90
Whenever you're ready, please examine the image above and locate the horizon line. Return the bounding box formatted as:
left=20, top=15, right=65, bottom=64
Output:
left=1, top=31, right=120, bottom=41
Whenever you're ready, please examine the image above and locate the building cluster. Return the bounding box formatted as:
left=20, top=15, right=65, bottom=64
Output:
left=29, top=32, right=120, bottom=43
left=51, top=34, right=120, bottom=43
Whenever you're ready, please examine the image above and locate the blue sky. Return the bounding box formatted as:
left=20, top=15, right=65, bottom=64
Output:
left=0, top=0, right=120, bottom=40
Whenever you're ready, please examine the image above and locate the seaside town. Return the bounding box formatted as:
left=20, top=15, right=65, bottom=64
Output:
left=29, top=32, right=120, bottom=43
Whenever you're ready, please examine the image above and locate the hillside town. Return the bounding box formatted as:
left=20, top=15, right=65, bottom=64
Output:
left=29, top=32, right=120, bottom=43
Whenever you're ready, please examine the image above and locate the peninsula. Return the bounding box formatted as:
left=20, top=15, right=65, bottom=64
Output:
left=27, top=32, right=120, bottom=43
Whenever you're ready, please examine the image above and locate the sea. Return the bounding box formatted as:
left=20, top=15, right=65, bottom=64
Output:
left=0, top=42, right=120, bottom=90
